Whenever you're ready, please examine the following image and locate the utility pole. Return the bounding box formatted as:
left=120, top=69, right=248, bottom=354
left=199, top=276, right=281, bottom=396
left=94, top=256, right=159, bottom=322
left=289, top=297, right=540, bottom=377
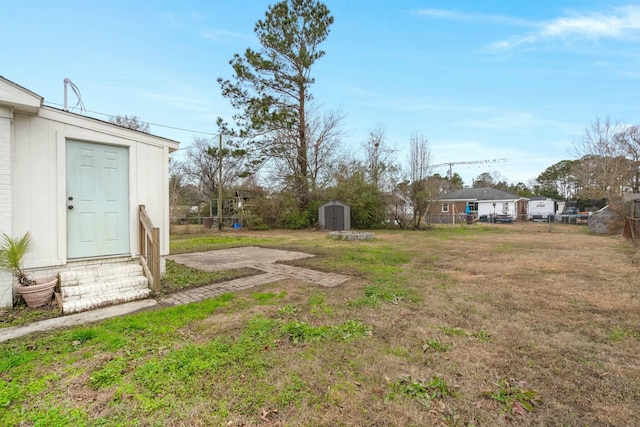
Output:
left=217, top=134, right=223, bottom=231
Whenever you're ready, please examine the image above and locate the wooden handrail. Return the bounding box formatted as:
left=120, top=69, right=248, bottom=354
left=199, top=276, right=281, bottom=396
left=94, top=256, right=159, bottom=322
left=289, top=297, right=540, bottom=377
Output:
left=139, top=205, right=161, bottom=292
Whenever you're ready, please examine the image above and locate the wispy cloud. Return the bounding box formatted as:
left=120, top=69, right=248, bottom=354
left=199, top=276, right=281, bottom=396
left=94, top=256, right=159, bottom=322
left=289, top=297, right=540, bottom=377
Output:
left=201, top=28, right=254, bottom=44
left=411, top=8, right=535, bottom=27
left=485, top=5, right=640, bottom=52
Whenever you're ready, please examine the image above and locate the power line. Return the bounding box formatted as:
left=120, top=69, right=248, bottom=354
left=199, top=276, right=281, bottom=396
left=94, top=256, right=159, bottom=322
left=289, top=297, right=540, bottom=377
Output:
left=43, top=101, right=218, bottom=136
left=432, top=158, right=508, bottom=178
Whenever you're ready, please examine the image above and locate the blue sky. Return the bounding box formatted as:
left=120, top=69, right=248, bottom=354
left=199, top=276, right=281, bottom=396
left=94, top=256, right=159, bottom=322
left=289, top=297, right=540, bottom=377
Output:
left=3, top=1, right=640, bottom=187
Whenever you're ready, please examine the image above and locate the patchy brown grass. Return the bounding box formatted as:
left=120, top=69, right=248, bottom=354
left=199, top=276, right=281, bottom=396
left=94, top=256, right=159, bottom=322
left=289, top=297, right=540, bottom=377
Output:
left=2, top=223, right=640, bottom=426
left=183, top=224, right=640, bottom=425
left=238, top=223, right=640, bottom=426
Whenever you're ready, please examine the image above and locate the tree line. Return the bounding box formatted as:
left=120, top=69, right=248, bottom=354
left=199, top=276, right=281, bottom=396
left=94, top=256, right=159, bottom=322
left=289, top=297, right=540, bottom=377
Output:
left=117, top=1, right=640, bottom=229
left=536, top=117, right=640, bottom=204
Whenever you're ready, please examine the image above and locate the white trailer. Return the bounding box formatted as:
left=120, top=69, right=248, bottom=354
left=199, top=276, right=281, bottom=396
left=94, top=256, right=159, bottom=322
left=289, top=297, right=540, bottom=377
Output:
left=528, top=198, right=556, bottom=220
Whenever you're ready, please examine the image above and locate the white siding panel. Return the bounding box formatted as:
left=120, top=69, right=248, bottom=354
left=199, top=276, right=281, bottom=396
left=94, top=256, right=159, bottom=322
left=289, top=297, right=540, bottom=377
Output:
left=0, top=109, right=13, bottom=307
left=0, top=111, right=11, bottom=234
left=135, top=142, right=169, bottom=255
left=12, top=114, right=61, bottom=268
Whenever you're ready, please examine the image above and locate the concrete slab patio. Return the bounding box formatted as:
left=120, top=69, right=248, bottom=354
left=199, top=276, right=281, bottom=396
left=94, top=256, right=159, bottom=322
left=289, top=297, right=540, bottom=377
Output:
left=0, top=246, right=351, bottom=343
left=161, top=246, right=351, bottom=307
left=168, top=246, right=315, bottom=271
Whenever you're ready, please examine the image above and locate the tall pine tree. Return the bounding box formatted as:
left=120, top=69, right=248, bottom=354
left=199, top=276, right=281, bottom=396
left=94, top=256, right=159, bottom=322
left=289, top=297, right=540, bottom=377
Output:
left=218, top=0, right=334, bottom=211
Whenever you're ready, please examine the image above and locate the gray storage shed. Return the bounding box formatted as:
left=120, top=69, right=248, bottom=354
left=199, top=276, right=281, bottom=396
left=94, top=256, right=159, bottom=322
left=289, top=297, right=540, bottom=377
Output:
left=319, top=200, right=351, bottom=231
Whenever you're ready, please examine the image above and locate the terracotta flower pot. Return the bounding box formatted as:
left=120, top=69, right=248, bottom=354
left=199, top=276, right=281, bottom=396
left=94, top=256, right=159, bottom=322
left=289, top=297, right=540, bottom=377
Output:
left=16, top=277, right=58, bottom=308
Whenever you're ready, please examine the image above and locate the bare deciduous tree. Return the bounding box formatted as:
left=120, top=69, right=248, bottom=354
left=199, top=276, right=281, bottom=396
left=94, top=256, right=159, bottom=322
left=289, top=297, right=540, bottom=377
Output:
left=406, top=132, right=432, bottom=228
left=614, top=125, right=640, bottom=192
left=169, top=159, right=185, bottom=224
left=179, top=136, right=249, bottom=217
left=179, top=137, right=219, bottom=217
left=362, top=123, right=399, bottom=193
left=307, top=108, right=346, bottom=191
left=266, top=106, right=345, bottom=192
left=109, top=115, right=150, bottom=133
left=572, top=116, right=627, bottom=200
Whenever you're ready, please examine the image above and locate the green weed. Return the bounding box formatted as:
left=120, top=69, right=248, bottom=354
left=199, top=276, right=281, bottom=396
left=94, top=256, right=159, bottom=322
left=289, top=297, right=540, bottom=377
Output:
left=423, top=338, right=450, bottom=353
left=472, top=330, right=491, bottom=342
left=16, top=406, right=89, bottom=426
left=483, top=377, right=542, bottom=416
left=252, top=291, right=286, bottom=305
left=608, top=325, right=640, bottom=342
left=0, top=347, right=40, bottom=372
left=349, top=284, right=408, bottom=307
left=0, top=380, right=20, bottom=408
left=390, top=375, right=456, bottom=408
left=277, top=373, right=310, bottom=407
left=276, top=305, right=301, bottom=318
left=309, top=291, right=333, bottom=315
left=281, top=320, right=371, bottom=345
left=69, top=328, right=99, bottom=343
left=89, top=358, right=128, bottom=390
left=438, top=326, right=467, bottom=336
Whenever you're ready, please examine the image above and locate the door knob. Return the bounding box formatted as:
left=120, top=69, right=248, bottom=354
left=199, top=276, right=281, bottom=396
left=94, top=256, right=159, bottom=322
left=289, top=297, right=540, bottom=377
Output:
left=68, top=205, right=74, bottom=210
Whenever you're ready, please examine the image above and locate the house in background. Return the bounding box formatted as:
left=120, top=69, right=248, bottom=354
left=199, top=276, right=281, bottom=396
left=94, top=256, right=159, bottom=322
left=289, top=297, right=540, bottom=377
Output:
left=429, top=187, right=529, bottom=223
left=384, top=189, right=414, bottom=227
left=0, top=76, right=179, bottom=312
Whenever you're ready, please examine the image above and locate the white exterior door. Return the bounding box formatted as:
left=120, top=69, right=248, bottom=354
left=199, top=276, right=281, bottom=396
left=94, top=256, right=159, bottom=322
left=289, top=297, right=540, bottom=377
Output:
left=66, top=140, right=129, bottom=258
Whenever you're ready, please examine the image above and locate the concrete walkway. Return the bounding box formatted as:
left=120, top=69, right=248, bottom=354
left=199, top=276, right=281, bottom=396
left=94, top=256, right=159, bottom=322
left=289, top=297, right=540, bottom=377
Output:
left=0, top=247, right=351, bottom=343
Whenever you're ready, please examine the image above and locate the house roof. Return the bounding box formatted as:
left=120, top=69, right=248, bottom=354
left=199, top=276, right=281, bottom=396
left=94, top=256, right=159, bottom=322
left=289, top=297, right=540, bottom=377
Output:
left=42, top=105, right=181, bottom=152
left=0, top=75, right=43, bottom=113
left=438, top=187, right=527, bottom=201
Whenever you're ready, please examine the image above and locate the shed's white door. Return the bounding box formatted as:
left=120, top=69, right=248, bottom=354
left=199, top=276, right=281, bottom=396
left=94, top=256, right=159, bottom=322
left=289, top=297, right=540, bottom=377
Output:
left=66, top=140, right=129, bottom=258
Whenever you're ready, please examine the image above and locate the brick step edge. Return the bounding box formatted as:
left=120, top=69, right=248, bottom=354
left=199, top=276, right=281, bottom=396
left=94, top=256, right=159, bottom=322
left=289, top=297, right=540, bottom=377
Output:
left=61, top=277, right=149, bottom=301
left=61, top=288, right=152, bottom=314
left=59, top=265, right=144, bottom=286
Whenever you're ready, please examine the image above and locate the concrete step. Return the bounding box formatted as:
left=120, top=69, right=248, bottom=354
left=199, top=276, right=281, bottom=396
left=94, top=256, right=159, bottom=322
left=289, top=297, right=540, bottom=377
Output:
left=59, top=262, right=151, bottom=314
left=62, top=288, right=152, bottom=314
left=61, top=276, right=149, bottom=302
left=59, top=264, right=144, bottom=287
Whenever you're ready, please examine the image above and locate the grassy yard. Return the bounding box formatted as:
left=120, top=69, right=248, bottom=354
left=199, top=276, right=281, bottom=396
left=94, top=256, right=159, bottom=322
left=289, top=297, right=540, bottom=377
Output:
left=1, top=223, right=639, bottom=426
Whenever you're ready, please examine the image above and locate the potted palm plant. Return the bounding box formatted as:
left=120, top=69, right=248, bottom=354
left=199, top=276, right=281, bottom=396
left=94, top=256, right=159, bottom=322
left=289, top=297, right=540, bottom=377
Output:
left=0, top=232, right=57, bottom=307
